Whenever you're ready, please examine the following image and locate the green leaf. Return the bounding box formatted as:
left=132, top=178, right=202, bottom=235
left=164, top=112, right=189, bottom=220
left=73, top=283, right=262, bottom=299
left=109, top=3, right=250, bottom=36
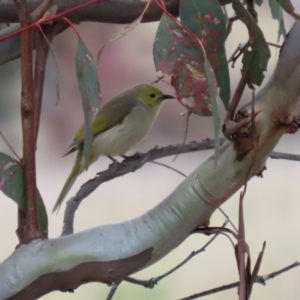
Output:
left=180, top=0, right=230, bottom=109
left=76, top=38, right=101, bottom=170
left=232, top=0, right=271, bottom=86
left=0, top=153, right=48, bottom=237
left=204, top=58, right=220, bottom=166
left=255, top=0, right=263, bottom=6
left=268, top=0, right=286, bottom=41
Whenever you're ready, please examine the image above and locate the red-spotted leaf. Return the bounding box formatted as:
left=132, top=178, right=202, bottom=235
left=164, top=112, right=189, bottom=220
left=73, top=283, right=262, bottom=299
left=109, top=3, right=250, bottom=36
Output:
left=0, top=153, right=48, bottom=237
left=76, top=38, right=101, bottom=170
left=232, top=0, right=271, bottom=86
left=268, top=0, right=286, bottom=41
left=180, top=0, right=230, bottom=109
left=154, top=14, right=214, bottom=116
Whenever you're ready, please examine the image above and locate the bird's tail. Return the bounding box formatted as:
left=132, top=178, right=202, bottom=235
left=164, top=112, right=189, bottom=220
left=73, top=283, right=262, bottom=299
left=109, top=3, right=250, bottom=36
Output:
left=52, top=149, right=83, bottom=213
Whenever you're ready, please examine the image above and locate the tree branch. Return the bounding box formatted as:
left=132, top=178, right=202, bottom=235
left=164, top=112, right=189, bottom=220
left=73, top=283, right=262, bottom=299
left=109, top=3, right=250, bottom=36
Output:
left=61, top=139, right=226, bottom=235
left=125, top=220, right=228, bottom=288
left=15, top=0, right=41, bottom=242
left=0, top=0, right=233, bottom=24
left=62, top=139, right=300, bottom=236
left=178, top=262, right=300, bottom=300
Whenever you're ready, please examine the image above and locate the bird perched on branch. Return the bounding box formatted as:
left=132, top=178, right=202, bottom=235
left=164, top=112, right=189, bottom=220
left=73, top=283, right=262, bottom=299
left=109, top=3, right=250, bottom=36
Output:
left=53, top=83, right=175, bottom=213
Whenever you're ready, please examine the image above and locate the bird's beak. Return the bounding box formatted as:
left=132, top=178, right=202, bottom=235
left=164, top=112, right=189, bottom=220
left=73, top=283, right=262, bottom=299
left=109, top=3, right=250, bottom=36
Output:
left=162, top=94, right=175, bottom=100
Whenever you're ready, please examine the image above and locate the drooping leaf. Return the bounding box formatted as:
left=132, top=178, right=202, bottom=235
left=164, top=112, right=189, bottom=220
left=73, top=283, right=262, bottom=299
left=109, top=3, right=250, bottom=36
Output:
left=204, top=58, right=220, bottom=165
left=76, top=38, right=101, bottom=170
left=276, top=0, right=300, bottom=19
left=232, top=0, right=271, bottom=86
left=0, top=153, right=48, bottom=237
left=268, top=0, right=286, bottom=41
left=255, top=0, right=263, bottom=6
left=154, top=15, right=215, bottom=116
left=180, top=0, right=230, bottom=109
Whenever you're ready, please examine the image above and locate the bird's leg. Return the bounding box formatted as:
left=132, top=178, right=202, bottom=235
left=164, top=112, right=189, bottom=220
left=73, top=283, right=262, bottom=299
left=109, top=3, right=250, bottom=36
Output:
left=107, top=155, right=119, bottom=164
left=121, top=152, right=143, bottom=161
left=107, top=155, right=125, bottom=172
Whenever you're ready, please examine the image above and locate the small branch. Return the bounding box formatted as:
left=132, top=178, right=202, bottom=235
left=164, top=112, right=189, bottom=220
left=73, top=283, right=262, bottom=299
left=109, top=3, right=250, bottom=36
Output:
left=125, top=221, right=228, bottom=288
left=61, top=139, right=300, bottom=235
left=218, top=207, right=238, bottom=232
left=105, top=282, right=121, bottom=300
left=173, top=111, right=191, bottom=162
left=226, top=15, right=238, bottom=38
left=61, top=139, right=226, bottom=235
left=178, top=262, right=300, bottom=300
left=270, top=152, right=300, bottom=161
left=228, top=42, right=250, bottom=67
left=267, top=42, right=281, bottom=49
left=0, top=0, right=99, bottom=44
left=0, top=130, right=21, bottom=160
left=15, top=0, right=41, bottom=242
left=149, top=161, right=187, bottom=177
left=257, top=261, right=300, bottom=284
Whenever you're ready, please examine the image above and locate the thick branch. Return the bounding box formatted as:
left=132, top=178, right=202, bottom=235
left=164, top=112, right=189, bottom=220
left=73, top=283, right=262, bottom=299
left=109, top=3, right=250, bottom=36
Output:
left=0, top=0, right=233, bottom=24
left=15, top=0, right=41, bottom=242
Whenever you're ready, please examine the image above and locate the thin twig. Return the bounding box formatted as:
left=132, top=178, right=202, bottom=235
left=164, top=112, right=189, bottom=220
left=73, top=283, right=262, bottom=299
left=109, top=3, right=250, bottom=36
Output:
left=226, top=15, right=238, bottom=38
left=218, top=207, right=238, bottom=232
left=151, top=75, right=166, bottom=84
left=126, top=221, right=228, bottom=288
left=0, top=130, right=21, bottom=160
left=105, top=282, right=121, bottom=300
left=178, top=262, right=300, bottom=300
left=149, top=161, right=187, bottom=177
left=267, top=42, right=281, bottom=49
left=173, top=111, right=191, bottom=162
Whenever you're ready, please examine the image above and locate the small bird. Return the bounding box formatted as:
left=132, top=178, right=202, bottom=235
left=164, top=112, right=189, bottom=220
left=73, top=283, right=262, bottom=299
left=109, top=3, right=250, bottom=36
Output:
left=53, top=83, right=174, bottom=212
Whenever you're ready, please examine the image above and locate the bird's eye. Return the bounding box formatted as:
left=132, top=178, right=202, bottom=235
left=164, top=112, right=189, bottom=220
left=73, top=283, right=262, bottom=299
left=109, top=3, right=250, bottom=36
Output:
left=149, top=93, right=156, bottom=98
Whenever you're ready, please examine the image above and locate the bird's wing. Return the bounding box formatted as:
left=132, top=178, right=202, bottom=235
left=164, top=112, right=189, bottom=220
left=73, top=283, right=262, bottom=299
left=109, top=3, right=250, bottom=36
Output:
left=62, top=97, right=140, bottom=156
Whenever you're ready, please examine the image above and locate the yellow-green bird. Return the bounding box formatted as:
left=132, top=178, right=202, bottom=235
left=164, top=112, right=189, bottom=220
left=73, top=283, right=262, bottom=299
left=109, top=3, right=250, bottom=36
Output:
left=53, top=83, right=174, bottom=213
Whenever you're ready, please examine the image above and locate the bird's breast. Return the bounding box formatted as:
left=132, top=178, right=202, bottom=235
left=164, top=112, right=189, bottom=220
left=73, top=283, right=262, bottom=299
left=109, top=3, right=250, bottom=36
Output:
left=90, top=103, right=160, bottom=160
